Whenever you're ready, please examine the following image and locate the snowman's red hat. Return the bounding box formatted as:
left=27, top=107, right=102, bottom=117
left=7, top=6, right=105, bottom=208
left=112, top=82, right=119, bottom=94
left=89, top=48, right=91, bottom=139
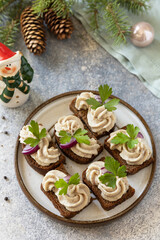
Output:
left=0, top=42, right=21, bottom=67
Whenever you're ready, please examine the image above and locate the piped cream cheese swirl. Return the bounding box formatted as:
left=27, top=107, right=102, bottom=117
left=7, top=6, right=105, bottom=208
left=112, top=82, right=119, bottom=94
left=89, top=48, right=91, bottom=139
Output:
left=98, top=177, right=129, bottom=202
left=20, top=124, right=60, bottom=166
left=71, top=138, right=100, bottom=158
left=55, top=115, right=100, bottom=158
left=32, top=138, right=60, bottom=166
left=42, top=170, right=91, bottom=212
left=19, top=125, right=46, bottom=144
left=86, top=161, right=129, bottom=202
left=107, top=129, right=152, bottom=165
left=42, top=170, right=66, bottom=191
left=58, top=183, right=91, bottom=212
left=75, top=92, right=95, bottom=110
left=87, top=105, right=116, bottom=134
left=86, top=161, right=104, bottom=185
left=55, top=115, right=84, bottom=137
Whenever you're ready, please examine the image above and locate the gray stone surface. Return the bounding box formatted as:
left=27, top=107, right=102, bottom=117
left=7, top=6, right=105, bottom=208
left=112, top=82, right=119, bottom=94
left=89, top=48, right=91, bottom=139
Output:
left=0, top=18, right=159, bottom=240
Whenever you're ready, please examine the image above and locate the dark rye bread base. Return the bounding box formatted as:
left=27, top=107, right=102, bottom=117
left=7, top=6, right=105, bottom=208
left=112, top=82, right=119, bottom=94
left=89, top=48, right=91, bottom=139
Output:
left=69, top=98, right=115, bottom=139
left=104, top=136, right=154, bottom=175
left=22, top=143, right=66, bottom=175
left=82, top=168, right=135, bottom=211
left=41, top=163, right=93, bottom=219
left=55, top=133, right=103, bottom=164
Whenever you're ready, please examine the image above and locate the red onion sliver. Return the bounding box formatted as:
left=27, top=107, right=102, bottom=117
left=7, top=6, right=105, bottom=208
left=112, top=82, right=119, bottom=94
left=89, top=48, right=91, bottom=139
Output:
left=95, top=95, right=102, bottom=103
left=95, top=95, right=107, bottom=104
left=100, top=167, right=111, bottom=175
left=60, top=137, right=77, bottom=149
left=22, top=144, right=40, bottom=155
left=137, top=132, right=144, bottom=139
left=63, top=175, right=71, bottom=183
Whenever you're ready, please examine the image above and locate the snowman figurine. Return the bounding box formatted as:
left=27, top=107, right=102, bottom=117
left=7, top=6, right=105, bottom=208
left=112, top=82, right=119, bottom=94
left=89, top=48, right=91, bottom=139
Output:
left=0, top=42, right=34, bottom=108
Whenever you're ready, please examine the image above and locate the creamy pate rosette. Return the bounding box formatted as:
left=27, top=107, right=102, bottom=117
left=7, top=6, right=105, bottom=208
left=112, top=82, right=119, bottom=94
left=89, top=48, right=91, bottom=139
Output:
left=55, top=115, right=100, bottom=158
left=55, top=115, right=84, bottom=137
left=20, top=123, right=60, bottom=166
left=74, top=85, right=119, bottom=135
left=87, top=105, right=116, bottom=134
left=42, top=170, right=91, bottom=212
left=75, top=92, right=95, bottom=110
left=107, top=129, right=152, bottom=165
left=86, top=161, right=129, bottom=202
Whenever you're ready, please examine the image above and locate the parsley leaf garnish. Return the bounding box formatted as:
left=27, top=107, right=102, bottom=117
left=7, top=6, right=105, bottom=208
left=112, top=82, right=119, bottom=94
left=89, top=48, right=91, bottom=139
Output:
left=74, top=129, right=90, bottom=145
left=24, top=120, right=47, bottom=147
left=54, top=173, right=80, bottom=195
left=86, top=84, right=119, bottom=111
left=99, top=157, right=127, bottom=189
left=104, top=98, right=120, bottom=111
left=86, top=98, right=101, bottom=110
left=59, top=131, right=72, bottom=144
left=54, top=179, right=68, bottom=195
left=59, top=128, right=90, bottom=145
left=111, top=124, right=140, bottom=149
left=99, top=84, right=112, bottom=104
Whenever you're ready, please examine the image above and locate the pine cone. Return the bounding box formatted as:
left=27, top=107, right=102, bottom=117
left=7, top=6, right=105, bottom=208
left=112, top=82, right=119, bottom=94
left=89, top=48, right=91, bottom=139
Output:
left=20, top=7, right=46, bottom=55
left=44, top=9, right=73, bottom=40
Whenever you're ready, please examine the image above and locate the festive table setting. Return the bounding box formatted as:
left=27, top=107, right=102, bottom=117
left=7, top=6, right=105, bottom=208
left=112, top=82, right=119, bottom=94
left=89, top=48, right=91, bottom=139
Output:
left=0, top=1, right=160, bottom=240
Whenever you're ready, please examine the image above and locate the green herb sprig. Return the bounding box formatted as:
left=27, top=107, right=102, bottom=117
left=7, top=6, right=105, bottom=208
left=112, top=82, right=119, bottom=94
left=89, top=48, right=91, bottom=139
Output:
left=59, top=128, right=90, bottom=145
left=86, top=84, right=119, bottom=111
left=54, top=173, right=80, bottom=195
left=99, top=156, right=127, bottom=189
left=111, top=124, right=140, bottom=149
left=24, top=120, right=47, bottom=147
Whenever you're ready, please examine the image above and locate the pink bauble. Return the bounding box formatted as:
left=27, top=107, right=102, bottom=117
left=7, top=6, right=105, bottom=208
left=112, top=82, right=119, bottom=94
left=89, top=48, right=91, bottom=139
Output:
left=131, top=22, right=154, bottom=47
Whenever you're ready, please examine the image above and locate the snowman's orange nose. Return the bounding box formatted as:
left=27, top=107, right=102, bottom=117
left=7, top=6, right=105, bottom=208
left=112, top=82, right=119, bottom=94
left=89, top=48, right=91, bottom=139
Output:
left=5, top=67, right=11, bottom=70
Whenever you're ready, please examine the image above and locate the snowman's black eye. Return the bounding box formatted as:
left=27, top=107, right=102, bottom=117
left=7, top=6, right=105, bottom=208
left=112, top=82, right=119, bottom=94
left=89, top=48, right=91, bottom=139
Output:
left=9, top=64, right=11, bottom=66
left=6, top=65, right=8, bottom=67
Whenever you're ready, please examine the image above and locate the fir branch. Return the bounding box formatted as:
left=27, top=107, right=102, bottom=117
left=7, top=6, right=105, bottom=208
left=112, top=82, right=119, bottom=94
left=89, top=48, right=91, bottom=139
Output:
left=0, top=20, right=19, bottom=47
left=84, top=0, right=107, bottom=30
left=0, top=0, right=32, bottom=47
left=0, top=0, right=151, bottom=47
left=85, top=0, right=99, bottom=30
left=117, top=0, right=150, bottom=14
left=104, top=1, right=131, bottom=45
left=50, top=0, right=74, bottom=18
left=0, top=0, right=16, bottom=24
left=0, top=0, right=16, bottom=13
left=32, top=0, right=53, bottom=16
left=32, top=0, right=74, bottom=18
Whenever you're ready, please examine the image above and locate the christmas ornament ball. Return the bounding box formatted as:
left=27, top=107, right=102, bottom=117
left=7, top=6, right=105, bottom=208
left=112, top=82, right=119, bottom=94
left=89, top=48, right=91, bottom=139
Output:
left=131, top=22, right=154, bottom=47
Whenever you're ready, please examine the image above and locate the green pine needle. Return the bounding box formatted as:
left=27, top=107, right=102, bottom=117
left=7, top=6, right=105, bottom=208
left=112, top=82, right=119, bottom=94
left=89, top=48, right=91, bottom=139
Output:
left=32, top=0, right=74, bottom=19
left=0, top=0, right=150, bottom=47
left=0, top=0, right=32, bottom=48
left=0, top=20, right=19, bottom=47
left=105, top=0, right=131, bottom=45
left=117, top=0, right=150, bottom=14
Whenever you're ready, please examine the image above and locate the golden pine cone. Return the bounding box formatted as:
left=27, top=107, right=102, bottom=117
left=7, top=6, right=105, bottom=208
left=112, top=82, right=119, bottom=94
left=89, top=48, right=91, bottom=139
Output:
left=43, top=9, right=73, bottom=40
left=20, top=7, right=46, bottom=55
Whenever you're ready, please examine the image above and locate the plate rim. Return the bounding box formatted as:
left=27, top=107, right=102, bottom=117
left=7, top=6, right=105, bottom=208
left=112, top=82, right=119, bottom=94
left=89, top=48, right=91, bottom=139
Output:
left=14, top=90, right=156, bottom=225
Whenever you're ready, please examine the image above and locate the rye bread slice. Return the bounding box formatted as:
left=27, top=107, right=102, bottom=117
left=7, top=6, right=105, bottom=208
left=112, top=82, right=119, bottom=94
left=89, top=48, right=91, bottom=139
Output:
left=22, top=142, right=66, bottom=175
left=55, top=130, right=103, bottom=164
left=82, top=160, right=135, bottom=211
left=69, top=98, right=115, bottom=139
left=41, top=163, right=93, bottom=218
left=104, top=128, right=154, bottom=175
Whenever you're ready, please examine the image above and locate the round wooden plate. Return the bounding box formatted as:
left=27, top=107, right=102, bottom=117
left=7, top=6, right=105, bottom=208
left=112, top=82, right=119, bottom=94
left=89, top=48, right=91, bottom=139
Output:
left=15, top=91, right=156, bottom=225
